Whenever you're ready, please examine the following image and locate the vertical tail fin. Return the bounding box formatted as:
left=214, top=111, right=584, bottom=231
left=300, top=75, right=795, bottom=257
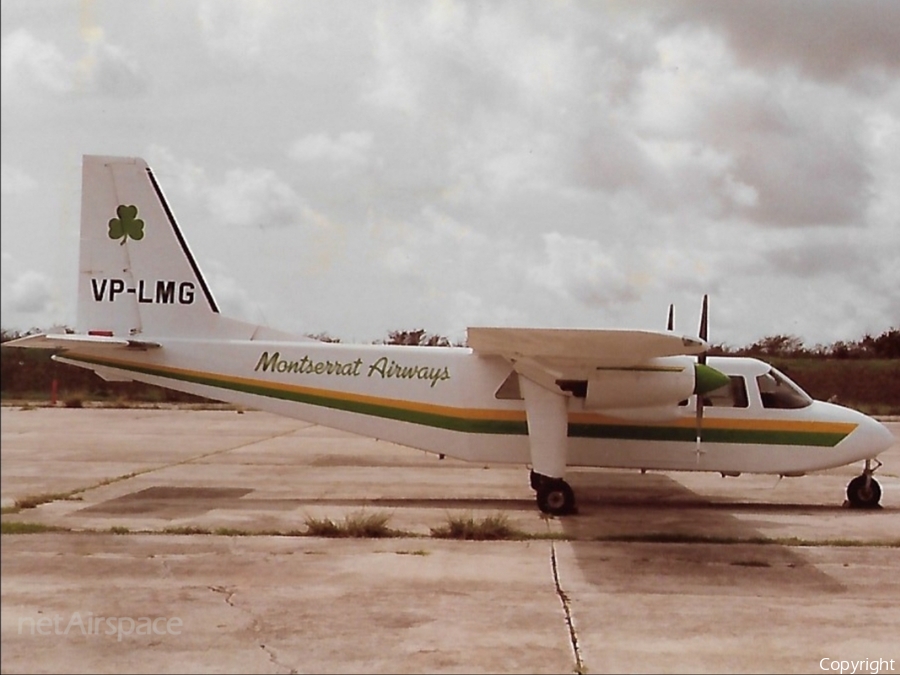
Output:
left=77, top=156, right=220, bottom=338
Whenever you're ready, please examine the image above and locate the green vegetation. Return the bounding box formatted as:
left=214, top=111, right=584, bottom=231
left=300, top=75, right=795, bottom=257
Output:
left=161, top=525, right=213, bottom=535
left=1, top=521, right=68, bottom=534
left=15, top=492, right=83, bottom=510
left=0, top=518, right=897, bottom=547
left=763, top=358, right=899, bottom=415
left=430, top=512, right=522, bottom=540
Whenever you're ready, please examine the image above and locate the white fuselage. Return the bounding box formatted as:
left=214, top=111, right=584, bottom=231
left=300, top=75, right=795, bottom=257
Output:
left=57, top=341, right=892, bottom=478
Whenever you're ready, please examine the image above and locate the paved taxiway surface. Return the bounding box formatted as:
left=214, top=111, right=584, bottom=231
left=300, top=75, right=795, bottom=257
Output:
left=2, top=407, right=899, bottom=673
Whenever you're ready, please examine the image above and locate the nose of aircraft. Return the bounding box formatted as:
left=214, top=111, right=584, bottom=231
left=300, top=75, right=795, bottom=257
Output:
left=849, top=413, right=895, bottom=458
left=867, top=415, right=895, bottom=453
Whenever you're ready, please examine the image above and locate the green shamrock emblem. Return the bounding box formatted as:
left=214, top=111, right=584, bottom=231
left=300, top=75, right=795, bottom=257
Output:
left=108, top=205, right=145, bottom=245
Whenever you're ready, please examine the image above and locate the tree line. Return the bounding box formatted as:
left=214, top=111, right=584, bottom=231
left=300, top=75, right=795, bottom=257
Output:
left=1, top=326, right=897, bottom=410
left=710, top=328, right=899, bottom=359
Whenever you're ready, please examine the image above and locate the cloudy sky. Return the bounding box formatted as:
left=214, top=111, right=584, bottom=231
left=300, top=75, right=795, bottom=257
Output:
left=2, top=0, right=898, bottom=347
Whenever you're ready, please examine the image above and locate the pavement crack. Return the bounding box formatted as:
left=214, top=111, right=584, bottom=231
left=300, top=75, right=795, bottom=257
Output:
left=209, top=585, right=298, bottom=673
left=550, top=540, right=584, bottom=674
left=208, top=584, right=236, bottom=607
left=260, top=644, right=298, bottom=674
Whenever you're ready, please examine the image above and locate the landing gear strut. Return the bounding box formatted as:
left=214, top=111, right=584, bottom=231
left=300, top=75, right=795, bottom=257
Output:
left=530, top=471, right=576, bottom=516
left=846, top=459, right=882, bottom=509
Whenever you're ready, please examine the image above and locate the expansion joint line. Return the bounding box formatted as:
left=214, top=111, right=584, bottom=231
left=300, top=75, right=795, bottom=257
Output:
left=550, top=538, right=584, bottom=674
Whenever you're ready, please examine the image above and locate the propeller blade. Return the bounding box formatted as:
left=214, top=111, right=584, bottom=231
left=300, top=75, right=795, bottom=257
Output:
left=695, top=394, right=704, bottom=462
left=667, top=304, right=675, bottom=331
left=698, top=294, right=709, bottom=364
left=696, top=293, right=710, bottom=461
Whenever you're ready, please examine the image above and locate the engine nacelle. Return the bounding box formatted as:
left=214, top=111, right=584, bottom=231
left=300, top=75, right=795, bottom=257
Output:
left=582, top=356, right=726, bottom=410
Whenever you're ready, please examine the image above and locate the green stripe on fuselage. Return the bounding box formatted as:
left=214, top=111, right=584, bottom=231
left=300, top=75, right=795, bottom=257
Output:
left=66, top=355, right=849, bottom=447
left=567, top=422, right=847, bottom=447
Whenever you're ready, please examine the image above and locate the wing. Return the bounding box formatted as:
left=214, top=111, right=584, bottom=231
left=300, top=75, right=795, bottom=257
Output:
left=467, top=327, right=709, bottom=402
left=468, top=327, right=705, bottom=366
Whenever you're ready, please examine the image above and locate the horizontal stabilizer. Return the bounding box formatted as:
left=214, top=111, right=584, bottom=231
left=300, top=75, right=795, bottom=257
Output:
left=2, top=333, right=161, bottom=351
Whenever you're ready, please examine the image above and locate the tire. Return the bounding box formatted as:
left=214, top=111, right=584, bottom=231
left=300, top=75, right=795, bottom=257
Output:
left=846, top=475, right=882, bottom=509
left=536, top=480, right=576, bottom=516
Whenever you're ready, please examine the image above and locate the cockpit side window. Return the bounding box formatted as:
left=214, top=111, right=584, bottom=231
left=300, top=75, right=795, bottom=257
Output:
left=756, top=369, right=812, bottom=409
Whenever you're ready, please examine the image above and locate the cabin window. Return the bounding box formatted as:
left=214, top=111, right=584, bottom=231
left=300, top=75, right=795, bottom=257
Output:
left=756, top=369, right=812, bottom=409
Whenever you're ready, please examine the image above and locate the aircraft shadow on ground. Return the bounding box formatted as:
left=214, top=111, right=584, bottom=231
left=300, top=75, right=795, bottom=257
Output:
left=560, top=470, right=847, bottom=594
left=79, top=486, right=539, bottom=517
left=76, top=477, right=848, bottom=593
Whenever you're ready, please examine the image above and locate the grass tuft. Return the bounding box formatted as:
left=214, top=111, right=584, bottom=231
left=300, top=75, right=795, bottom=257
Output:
left=162, top=525, right=212, bottom=535
left=304, top=511, right=397, bottom=538
left=430, top=512, right=520, bottom=540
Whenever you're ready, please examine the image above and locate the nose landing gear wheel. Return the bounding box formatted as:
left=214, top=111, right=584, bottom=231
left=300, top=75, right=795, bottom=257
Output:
left=536, top=479, right=576, bottom=516
left=846, top=474, right=882, bottom=509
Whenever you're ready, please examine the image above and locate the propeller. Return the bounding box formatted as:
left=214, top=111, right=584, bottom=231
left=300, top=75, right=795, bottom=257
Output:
left=695, top=294, right=709, bottom=462
left=669, top=295, right=726, bottom=463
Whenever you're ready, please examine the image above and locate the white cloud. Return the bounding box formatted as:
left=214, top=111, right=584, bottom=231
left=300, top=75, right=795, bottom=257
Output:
left=375, top=206, right=491, bottom=280
left=77, top=33, right=147, bottom=97
left=196, top=0, right=275, bottom=63
left=0, top=164, right=38, bottom=195
left=5, top=270, right=53, bottom=314
left=289, top=132, right=374, bottom=170
left=1, top=28, right=72, bottom=95
left=206, top=168, right=306, bottom=229
left=0, top=27, right=145, bottom=99
left=532, top=232, right=641, bottom=308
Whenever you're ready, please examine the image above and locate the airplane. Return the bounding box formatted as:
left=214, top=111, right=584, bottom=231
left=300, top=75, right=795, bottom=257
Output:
left=3, top=155, right=894, bottom=515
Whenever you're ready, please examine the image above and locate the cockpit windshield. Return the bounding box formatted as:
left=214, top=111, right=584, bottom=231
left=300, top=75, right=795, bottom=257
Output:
left=756, top=368, right=812, bottom=409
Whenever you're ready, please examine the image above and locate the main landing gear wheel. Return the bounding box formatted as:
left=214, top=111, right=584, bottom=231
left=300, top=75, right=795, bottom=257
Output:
left=846, top=474, right=882, bottom=509
left=535, top=478, right=576, bottom=516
